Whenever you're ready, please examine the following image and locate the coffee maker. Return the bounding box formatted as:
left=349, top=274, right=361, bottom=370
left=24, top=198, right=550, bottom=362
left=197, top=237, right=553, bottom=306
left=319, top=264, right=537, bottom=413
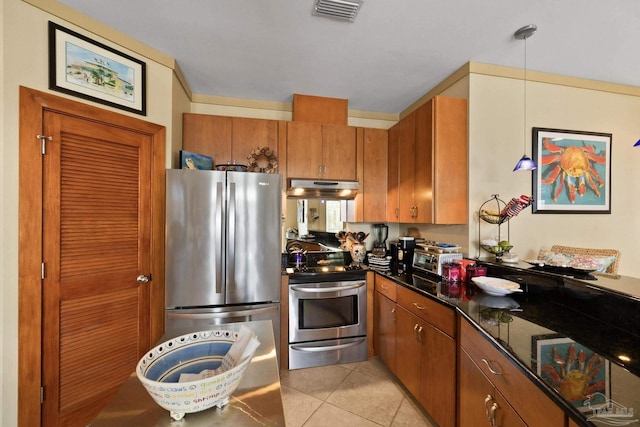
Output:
left=371, top=224, right=388, bottom=257
left=391, top=236, right=415, bottom=275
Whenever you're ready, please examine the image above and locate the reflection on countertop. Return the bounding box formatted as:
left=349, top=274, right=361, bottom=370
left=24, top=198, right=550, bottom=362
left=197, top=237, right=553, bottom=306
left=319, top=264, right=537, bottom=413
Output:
left=385, top=263, right=640, bottom=427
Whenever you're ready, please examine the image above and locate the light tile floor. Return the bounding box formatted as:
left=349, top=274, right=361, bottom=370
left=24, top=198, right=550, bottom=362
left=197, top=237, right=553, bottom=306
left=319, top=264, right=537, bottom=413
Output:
left=279, top=358, right=437, bottom=427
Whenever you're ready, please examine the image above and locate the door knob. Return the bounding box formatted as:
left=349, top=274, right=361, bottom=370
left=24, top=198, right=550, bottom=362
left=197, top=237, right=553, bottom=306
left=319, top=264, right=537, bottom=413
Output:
left=137, top=274, right=151, bottom=284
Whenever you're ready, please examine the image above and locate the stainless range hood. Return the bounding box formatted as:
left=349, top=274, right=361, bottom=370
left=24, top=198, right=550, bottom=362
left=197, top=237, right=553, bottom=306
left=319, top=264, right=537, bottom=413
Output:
left=287, top=179, right=358, bottom=199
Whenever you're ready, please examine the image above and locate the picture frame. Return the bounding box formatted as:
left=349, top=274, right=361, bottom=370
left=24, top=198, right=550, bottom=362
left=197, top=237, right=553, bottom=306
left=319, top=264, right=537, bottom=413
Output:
left=532, top=127, right=611, bottom=214
left=48, top=21, right=146, bottom=115
left=531, top=333, right=610, bottom=412
left=180, top=150, right=213, bottom=170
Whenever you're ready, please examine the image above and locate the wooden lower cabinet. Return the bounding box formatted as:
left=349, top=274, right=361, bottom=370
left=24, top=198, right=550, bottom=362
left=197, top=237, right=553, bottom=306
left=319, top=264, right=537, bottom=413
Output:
left=459, top=348, right=526, bottom=427
left=395, top=305, right=456, bottom=427
left=374, top=290, right=396, bottom=374
left=460, top=318, right=566, bottom=426
left=374, top=277, right=455, bottom=426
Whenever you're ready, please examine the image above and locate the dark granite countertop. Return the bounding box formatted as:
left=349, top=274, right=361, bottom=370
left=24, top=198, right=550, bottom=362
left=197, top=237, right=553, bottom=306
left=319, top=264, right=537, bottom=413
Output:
left=380, top=262, right=640, bottom=427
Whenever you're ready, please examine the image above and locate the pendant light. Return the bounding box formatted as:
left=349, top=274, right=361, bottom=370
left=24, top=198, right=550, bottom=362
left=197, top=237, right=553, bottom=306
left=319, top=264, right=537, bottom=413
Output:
left=513, top=24, right=538, bottom=171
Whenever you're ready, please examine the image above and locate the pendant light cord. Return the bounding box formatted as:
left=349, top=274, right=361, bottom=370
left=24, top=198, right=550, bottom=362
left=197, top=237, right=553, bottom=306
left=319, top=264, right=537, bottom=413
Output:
left=523, top=35, right=527, bottom=155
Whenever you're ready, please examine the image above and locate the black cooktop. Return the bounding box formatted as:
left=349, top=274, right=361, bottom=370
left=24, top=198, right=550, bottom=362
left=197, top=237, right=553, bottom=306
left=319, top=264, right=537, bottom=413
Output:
left=286, top=264, right=364, bottom=273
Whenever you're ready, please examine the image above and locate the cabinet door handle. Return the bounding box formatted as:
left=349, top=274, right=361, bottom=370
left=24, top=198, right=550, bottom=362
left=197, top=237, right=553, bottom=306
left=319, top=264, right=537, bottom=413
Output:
left=482, top=358, right=503, bottom=375
left=412, top=302, right=425, bottom=311
left=418, top=325, right=424, bottom=342
left=488, top=402, right=499, bottom=427
left=413, top=323, right=419, bottom=340
left=395, top=207, right=399, bottom=219
left=484, top=395, right=494, bottom=418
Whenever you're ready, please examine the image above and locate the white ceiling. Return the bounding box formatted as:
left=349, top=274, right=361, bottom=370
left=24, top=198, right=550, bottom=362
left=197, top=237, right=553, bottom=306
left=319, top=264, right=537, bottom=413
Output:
left=58, top=0, right=640, bottom=114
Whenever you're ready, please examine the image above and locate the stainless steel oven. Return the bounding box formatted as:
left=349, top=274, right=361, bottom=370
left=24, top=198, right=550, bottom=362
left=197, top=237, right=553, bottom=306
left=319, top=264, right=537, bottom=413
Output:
left=288, top=271, right=367, bottom=370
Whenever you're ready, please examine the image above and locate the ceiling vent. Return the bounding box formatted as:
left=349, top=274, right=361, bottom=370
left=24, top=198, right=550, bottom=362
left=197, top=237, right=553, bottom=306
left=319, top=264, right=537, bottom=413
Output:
left=313, top=0, right=363, bottom=22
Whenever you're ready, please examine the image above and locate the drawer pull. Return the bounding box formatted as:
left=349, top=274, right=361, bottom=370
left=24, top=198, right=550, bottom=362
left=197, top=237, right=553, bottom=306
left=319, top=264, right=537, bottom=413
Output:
left=380, top=284, right=388, bottom=291
left=482, top=358, right=503, bottom=375
left=412, top=302, right=425, bottom=311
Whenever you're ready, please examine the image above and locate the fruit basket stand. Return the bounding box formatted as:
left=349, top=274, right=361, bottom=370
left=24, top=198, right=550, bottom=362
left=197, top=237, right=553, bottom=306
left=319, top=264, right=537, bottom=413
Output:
left=477, top=194, right=534, bottom=261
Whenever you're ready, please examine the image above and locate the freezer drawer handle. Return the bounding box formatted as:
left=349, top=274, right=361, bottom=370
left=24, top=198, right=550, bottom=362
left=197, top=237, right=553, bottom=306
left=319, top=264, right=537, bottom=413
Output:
left=167, top=305, right=278, bottom=319
left=290, top=338, right=365, bottom=352
left=290, top=282, right=366, bottom=293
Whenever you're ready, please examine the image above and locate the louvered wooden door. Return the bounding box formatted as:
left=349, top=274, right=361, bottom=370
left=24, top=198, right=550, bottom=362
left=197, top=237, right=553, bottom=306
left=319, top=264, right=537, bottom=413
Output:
left=41, top=110, right=151, bottom=426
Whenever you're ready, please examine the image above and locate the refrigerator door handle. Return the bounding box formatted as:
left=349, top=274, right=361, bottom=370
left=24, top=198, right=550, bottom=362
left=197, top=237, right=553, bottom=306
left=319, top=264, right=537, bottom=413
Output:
left=227, top=181, right=236, bottom=292
left=166, top=305, right=279, bottom=319
left=215, top=181, right=224, bottom=294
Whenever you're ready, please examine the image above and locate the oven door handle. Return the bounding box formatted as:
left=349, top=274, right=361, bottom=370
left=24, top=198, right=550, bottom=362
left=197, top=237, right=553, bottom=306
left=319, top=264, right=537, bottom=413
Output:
left=290, top=338, right=366, bottom=352
left=290, top=282, right=366, bottom=293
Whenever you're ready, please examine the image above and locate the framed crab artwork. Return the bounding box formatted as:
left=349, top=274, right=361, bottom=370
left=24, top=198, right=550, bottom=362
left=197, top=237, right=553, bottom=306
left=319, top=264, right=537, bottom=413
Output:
left=532, top=334, right=610, bottom=412
left=532, top=128, right=612, bottom=213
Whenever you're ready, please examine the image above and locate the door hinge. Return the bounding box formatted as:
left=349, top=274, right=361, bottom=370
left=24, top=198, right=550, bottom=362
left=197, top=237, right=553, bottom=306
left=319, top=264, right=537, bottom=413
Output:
left=40, top=386, right=44, bottom=404
left=41, top=262, right=45, bottom=280
left=36, top=135, right=52, bottom=155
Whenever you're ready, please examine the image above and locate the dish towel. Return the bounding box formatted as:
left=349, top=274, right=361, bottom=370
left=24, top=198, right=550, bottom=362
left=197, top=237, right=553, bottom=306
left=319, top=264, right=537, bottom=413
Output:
left=178, top=325, right=260, bottom=382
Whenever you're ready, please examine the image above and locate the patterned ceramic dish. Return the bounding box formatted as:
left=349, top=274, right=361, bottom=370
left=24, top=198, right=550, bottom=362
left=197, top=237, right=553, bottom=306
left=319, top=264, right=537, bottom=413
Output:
left=136, top=329, right=257, bottom=421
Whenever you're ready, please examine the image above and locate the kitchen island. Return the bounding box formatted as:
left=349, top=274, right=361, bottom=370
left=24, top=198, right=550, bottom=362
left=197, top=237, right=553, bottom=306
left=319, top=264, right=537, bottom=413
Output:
left=378, top=261, right=640, bottom=427
left=91, top=320, right=285, bottom=426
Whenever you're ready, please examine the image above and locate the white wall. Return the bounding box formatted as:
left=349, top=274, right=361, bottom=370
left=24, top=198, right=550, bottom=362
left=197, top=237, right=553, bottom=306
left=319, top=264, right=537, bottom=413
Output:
left=468, top=73, right=640, bottom=276
left=3, top=3, right=640, bottom=425
left=381, top=69, right=640, bottom=279
left=0, top=0, right=6, bottom=420
left=1, top=1, right=185, bottom=424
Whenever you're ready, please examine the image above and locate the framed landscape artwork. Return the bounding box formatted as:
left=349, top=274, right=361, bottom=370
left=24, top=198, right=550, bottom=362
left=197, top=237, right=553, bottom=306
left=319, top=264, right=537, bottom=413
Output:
left=48, top=21, right=146, bottom=115
left=532, top=334, right=610, bottom=412
left=180, top=150, right=213, bottom=170
left=532, top=127, right=611, bottom=214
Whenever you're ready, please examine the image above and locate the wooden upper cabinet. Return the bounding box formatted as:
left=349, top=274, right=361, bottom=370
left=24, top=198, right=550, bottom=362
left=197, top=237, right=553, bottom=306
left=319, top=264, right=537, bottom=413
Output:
left=322, top=124, right=357, bottom=180
left=426, top=96, right=468, bottom=224
left=292, top=94, right=348, bottom=125
left=397, top=112, right=417, bottom=223
left=362, top=128, right=387, bottom=222
left=386, top=122, right=400, bottom=222
left=182, top=113, right=279, bottom=167
left=286, top=121, right=357, bottom=181
left=231, top=117, right=279, bottom=164
left=183, top=114, right=232, bottom=164
left=414, top=102, right=434, bottom=223
left=286, top=122, right=323, bottom=178
left=387, top=96, right=468, bottom=224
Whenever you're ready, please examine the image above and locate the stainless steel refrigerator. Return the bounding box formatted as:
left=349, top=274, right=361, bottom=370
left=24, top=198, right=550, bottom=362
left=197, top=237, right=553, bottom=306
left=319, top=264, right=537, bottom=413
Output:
left=165, top=169, right=282, bottom=357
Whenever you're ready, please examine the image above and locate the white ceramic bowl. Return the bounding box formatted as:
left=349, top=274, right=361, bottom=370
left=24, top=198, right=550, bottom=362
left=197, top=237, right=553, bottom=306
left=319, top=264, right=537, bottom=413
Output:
left=471, top=276, right=523, bottom=296
left=136, top=329, right=257, bottom=421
